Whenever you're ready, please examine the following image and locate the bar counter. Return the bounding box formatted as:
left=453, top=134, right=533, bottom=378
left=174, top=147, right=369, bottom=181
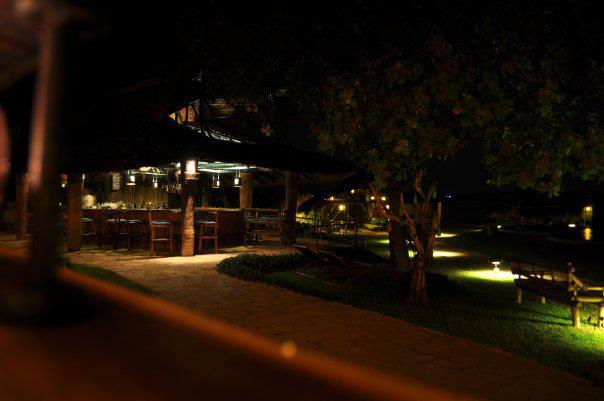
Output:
left=83, top=207, right=244, bottom=246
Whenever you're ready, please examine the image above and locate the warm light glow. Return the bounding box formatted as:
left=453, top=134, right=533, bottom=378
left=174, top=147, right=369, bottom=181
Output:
left=185, top=160, right=197, bottom=179
left=338, top=204, right=346, bottom=211
left=436, top=232, right=457, bottom=238
left=153, top=181, right=158, bottom=188
left=350, top=189, right=355, bottom=194
left=497, top=225, right=502, bottom=229
left=385, top=204, right=390, bottom=209
left=460, top=269, right=516, bottom=282
left=568, top=223, right=576, bottom=228
left=234, top=177, right=240, bottom=186
left=381, top=196, right=386, bottom=201
left=584, top=205, right=593, bottom=213
left=126, top=174, right=135, bottom=186
left=583, top=227, right=592, bottom=241
left=329, top=196, right=335, bottom=201
left=433, top=250, right=466, bottom=258
left=129, top=175, right=135, bottom=182
left=370, top=196, right=375, bottom=201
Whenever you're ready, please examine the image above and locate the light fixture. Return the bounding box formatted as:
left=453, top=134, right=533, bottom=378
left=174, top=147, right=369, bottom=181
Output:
left=126, top=174, right=135, bottom=186
left=350, top=189, right=355, bottom=194
left=381, top=196, right=386, bottom=201
left=568, top=223, right=576, bottom=228
left=584, top=205, right=593, bottom=213
left=385, top=204, right=390, bottom=209
left=370, top=196, right=375, bottom=201
left=152, top=177, right=158, bottom=188
left=60, top=174, right=67, bottom=188
left=234, top=170, right=241, bottom=187
left=490, top=258, right=501, bottom=272
left=212, top=173, right=221, bottom=188
left=338, top=204, right=346, bottom=211
left=583, top=227, right=592, bottom=241
left=497, top=225, right=502, bottom=229
left=329, top=196, right=335, bottom=201
left=185, top=159, right=198, bottom=180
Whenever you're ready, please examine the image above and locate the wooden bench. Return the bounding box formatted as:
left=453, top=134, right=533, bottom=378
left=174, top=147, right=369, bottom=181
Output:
left=243, top=208, right=284, bottom=247
left=510, top=260, right=604, bottom=328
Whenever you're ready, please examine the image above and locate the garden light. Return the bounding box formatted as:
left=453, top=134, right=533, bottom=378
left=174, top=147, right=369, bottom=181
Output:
left=568, top=223, right=576, bottom=228
left=338, top=204, right=346, bottom=211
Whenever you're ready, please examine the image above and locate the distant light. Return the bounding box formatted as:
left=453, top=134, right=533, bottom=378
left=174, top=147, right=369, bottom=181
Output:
left=153, top=181, right=158, bottom=188
left=568, top=223, right=576, bottom=228
left=350, top=189, right=355, bottom=194
left=381, top=196, right=386, bottom=201
left=329, top=196, right=335, bottom=201
left=61, top=183, right=66, bottom=188
left=497, top=225, right=502, bottom=229
left=127, top=174, right=136, bottom=186
left=584, top=205, right=593, bottom=213
left=433, top=250, right=466, bottom=258
left=583, top=227, right=592, bottom=241
left=338, top=204, right=346, bottom=211
left=460, top=269, right=515, bottom=282
left=370, top=196, right=375, bottom=201
left=385, top=204, right=390, bottom=209
left=129, top=175, right=135, bottom=182
left=185, top=160, right=198, bottom=180
left=490, top=259, right=501, bottom=271
left=436, top=232, right=457, bottom=238
left=234, top=177, right=240, bottom=186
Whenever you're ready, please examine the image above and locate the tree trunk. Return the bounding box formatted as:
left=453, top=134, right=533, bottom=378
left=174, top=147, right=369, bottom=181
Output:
left=180, top=180, right=195, bottom=256
left=239, top=172, right=253, bottom=209
left=284, top=171, right=299, bottom=245
left=386, top=186, right=410, bottom=272
left=15, top=172, right=30, bottom=240
left=407, top=259, right=429, bottom=304
left=66, top=174, right=83, bottom=251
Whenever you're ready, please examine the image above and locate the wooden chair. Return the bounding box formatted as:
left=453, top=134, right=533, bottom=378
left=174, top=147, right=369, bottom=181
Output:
left=148, top=211, right=175, bottom=256
left=81, top=217, right=97, bottom=245
left=99, top=211, right=119, bottom=249
left=196, top=209, right=219, bottom=254
left=115, top=212, right=144, bottom=250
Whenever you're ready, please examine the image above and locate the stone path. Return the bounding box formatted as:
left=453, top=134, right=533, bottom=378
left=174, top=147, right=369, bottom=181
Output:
left=59, top=242, right=604, bottom=401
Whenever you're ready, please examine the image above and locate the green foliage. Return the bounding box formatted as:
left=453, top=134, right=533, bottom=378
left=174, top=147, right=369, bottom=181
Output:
left=216, top=253, right=307, bottom=281
left=312, top=9, right=603, bottom=196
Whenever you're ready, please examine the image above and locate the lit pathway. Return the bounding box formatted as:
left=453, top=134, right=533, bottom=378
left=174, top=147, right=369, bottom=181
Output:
left=58, top=241, right=604, bottom=401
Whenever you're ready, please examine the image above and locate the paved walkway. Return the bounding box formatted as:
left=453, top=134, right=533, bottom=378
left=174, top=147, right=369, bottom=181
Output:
left=55, top=241, right=604, bottom=401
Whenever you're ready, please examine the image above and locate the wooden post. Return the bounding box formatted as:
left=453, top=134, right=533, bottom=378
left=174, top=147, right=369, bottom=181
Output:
left=15, top=172, right=29, bottom=240
left=284, top=171, right=299, bottom=245
left=540, top=296, right=546, bottom=304
left=180, top=178, right=195, bottom=257
left=598, top=304, right=604, bottom=329
left=571, top=303, right=581, bottom=328
left=66, top=174, right=83, bottom=251
left=239, top=172, right=253, bottom=209
left=514, top=288, right=522, bottom=304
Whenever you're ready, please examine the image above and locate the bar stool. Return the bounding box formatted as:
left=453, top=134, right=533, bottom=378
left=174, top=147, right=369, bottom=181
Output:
left=148, top=211, right=175, bottom=256
left=196, top=209, right=219, bottom=254
left=100, top=211, right=119, bottom=249
left=115, top=212, right=144, bottom=250
left=81, top=217, right=97, bottom=245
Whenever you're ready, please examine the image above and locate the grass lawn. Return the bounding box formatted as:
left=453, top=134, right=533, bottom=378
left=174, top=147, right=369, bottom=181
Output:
left=217, top=229, right=604, bottom=380
left=67, top=263, right=155, bottom=295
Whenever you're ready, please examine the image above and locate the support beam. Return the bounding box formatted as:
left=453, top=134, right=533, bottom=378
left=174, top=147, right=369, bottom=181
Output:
left=15, top=173, right=29, bottom=240
left=284, top=171, right=299, bottom=245
left=66, top=174, right=83, bottom=251
left=514, top=288, right=522, bottom=304
left=180, top=179, right=195, bottom=257
left=239, top=172, right=253, bottom=209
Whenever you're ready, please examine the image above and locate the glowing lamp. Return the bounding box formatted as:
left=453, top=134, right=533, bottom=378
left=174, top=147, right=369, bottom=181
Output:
left=496, top=225, right=502, bottom=229
left=370, top=196, right=375, bottom=201
left=584, top=205, right=592, bottom=213
left=185, top=159, right=198, bottom=180
left=568, top=223, right=576, bottom=228
left=329, top=196, right=335, bottom=201
left=385, top=204, right=390, bottom=209
left=126, top=174, right=136, bottom=186
left=212, top=173, right=221, bottom=188
left=153, top=181, right=158, bottom=188
left=490, top=257, right=501, bottom=272
left=350, top=189, right=355, bottom=194
left=338, top=204, right=346, bottom=211
left=381, top=196, right=386, bottom=201
left=60, top=174, right=67, bottom=188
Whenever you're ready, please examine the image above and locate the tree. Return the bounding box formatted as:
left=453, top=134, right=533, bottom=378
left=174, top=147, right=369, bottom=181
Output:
left=312, top=10, right=603, bottom=303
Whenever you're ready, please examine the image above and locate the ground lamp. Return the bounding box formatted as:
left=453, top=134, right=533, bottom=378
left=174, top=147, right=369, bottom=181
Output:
left=490, top=257, right=501, bottom=273
left=212, top=173, right=221, bottom=188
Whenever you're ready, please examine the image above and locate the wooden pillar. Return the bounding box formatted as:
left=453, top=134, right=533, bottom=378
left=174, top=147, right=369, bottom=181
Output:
left=598, top=304, right=604, bottom=328
left=514, top=288, right=522, bottom=304
left=15, top=173, right=30, bottom=240
left=571, top=302, right=581, bottom=328
left=180, top=179, right=195, bottom=257
left=284, top=171, right=299, bottom=245
left=66, top=174, right=83, bottom=251
left=239, top=172, right=253, bottom=209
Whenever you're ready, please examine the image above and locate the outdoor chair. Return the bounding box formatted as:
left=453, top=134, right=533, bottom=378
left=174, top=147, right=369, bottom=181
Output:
left=99, top=211, right=119, bottom=249
left=148, top=211, right=175, bottom=256
left=195, top=209, right=219, bottom=254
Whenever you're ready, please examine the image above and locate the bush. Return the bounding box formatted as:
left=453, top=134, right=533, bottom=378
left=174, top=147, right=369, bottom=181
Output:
left=216, top=253, right=306, bottom=280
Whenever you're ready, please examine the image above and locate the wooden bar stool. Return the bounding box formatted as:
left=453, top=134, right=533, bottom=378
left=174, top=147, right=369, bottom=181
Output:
left=196, top=210, right=219, bottom=254
left=100, top=211, right=119, bottom=249
left=148, top=211, right=175, bottom=256
left=81, top=217, right=97, bottom=245
left=115, top=212, right=144, bottom=250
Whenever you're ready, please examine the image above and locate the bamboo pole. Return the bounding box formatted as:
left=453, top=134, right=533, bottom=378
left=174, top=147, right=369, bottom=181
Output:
left=66, top=174, right=83, bottom=251
left=180, top=164, right=195, bottom=257
left=15, top=173, right=29, bottom=240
